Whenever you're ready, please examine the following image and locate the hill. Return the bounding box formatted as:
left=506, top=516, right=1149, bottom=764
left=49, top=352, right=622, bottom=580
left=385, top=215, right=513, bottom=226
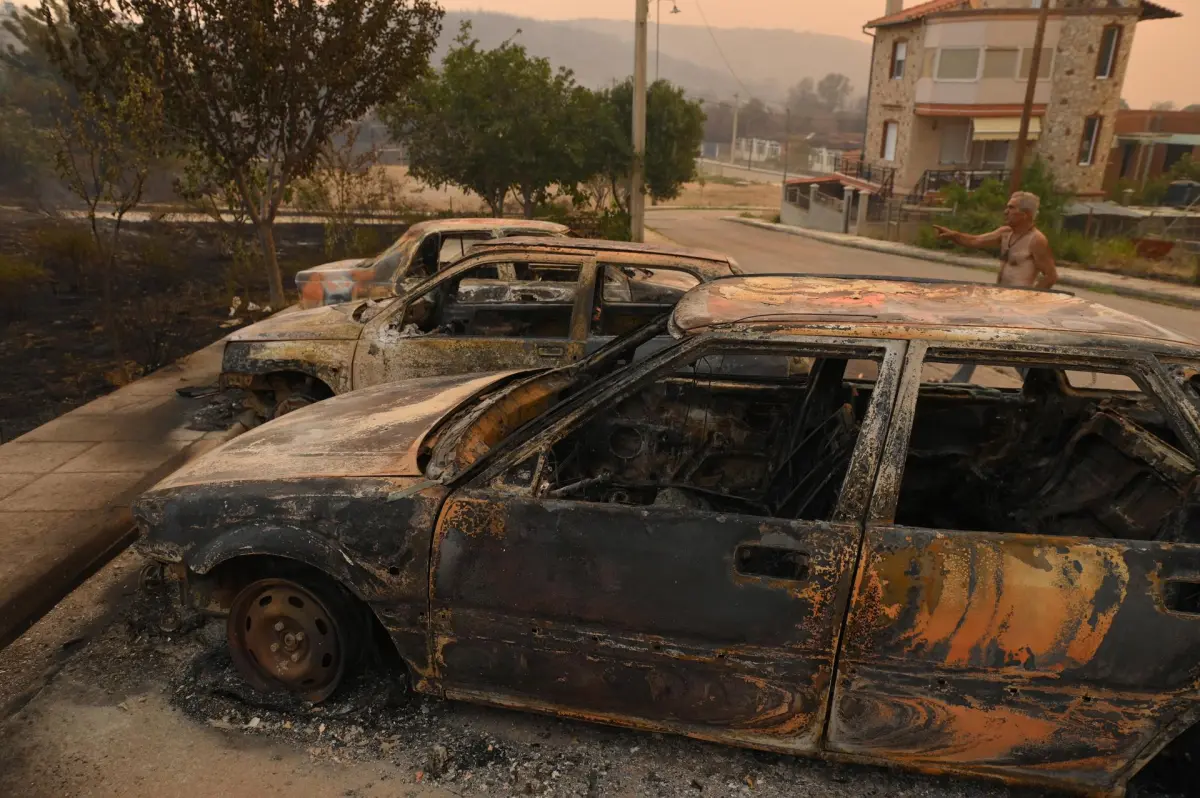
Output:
left=437, top=12, right=872, bottom=105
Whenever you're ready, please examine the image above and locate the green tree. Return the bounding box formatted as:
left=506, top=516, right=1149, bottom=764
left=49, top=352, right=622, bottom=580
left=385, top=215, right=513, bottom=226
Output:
left=386, top=23, right=585, bottom=219
left=54, top=0, right=443, bottom=309
left=586, top=78, right=706, bottom=210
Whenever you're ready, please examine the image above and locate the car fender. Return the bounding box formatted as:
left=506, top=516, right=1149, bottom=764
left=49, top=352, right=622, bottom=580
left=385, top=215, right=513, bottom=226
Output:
left=220, top=339, right=356, bottom=394
left=185, top=523, right=377, bottom=600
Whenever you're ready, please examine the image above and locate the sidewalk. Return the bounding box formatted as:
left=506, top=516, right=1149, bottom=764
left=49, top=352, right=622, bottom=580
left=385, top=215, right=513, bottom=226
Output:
left=725, top=216, right=1200, bottom=310
left=0, top=339, right=232, bottom=650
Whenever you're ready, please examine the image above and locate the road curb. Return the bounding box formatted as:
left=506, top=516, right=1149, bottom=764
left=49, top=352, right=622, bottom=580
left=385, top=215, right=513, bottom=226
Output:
left=0, top=425, right=245, bottom=651
left=723, top=216, right=1200, bottom=310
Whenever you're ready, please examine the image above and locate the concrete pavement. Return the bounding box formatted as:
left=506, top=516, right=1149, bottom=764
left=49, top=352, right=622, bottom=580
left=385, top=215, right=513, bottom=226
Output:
left=646, top=208, right=1200, bottom=343
left=0, top=340, right=231, bottom=649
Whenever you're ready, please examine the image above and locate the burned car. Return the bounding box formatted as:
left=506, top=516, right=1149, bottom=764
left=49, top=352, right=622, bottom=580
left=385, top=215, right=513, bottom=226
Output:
left=295, top=218, right=569, bottom=309
left=135, top=275, right=1200, bottom=796
left=225, top=237, right=741, bottom=419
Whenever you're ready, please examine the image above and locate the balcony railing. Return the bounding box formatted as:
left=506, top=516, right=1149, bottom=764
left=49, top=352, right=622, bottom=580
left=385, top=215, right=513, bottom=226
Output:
left=832, top=155, right=896, bottom=199
left=906, top=168, right=1011, bottom=206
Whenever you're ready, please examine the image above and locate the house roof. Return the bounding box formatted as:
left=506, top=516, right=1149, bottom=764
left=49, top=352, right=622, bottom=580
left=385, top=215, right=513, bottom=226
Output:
left=866, top=0, right=1180, bottom=28
left=1141, top=1, right=1182, bottom=21
left=866, top=0, right=967, bottom=29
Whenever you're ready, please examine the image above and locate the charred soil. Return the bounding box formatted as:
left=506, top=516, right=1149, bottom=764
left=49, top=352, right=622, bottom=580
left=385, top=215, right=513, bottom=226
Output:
left=0, top=211, right=331, bottom=441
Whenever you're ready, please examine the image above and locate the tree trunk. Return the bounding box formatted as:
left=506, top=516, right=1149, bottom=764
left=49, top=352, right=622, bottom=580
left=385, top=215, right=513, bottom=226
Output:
left=522, top=188, right=535, bottom=220
left=257, top=221, right=286, bottom=309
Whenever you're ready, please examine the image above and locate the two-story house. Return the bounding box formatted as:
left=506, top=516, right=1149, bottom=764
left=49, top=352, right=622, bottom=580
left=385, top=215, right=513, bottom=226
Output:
left=861, top=0, right=1180, bottom=199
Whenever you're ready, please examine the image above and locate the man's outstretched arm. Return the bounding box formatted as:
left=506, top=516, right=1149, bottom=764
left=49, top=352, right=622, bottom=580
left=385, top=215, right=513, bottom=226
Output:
left=933, top=225, right=1009, bottom=249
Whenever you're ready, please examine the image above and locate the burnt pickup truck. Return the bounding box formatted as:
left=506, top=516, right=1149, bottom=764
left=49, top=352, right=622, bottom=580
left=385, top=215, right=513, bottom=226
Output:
left=225, top=237, right=740, bottom=419
left=295, top=218, right=568, bottom=309
left=138, top=275, right=1200, bottom=797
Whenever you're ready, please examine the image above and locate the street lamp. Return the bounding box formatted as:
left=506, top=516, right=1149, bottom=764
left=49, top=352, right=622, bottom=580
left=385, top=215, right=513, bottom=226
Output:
left=656, top=0, right=681, bottom=83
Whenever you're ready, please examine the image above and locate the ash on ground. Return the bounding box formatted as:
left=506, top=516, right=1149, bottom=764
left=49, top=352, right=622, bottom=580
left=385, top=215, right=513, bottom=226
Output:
left=49, top=573, right=1196, bottom=798
left=183, top=386, right=248, bottom=432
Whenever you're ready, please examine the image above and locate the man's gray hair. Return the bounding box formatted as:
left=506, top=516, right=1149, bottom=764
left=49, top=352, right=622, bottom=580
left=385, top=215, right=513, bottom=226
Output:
left=1010, top=191, right=1040, bottom=219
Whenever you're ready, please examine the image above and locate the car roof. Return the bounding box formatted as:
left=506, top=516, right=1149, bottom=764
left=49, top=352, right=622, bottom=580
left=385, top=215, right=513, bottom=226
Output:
left=670, top=275, right=1198, bottom=354
left=407, top=218, right=569, bottom=235
left=474, top=235, right=738, bottom=267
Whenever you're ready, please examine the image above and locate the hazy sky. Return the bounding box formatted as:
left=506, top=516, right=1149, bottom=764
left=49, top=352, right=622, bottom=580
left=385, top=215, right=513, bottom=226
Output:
left=9, top=0, right=1192, bottom=106
left=438, top=0, right=1192, bottom=108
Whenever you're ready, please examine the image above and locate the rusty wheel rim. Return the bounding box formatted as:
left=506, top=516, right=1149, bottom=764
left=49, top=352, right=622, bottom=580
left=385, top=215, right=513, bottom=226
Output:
left=227, top=578, right=345, bottom=702
left=272, top=394, right=314, bottom=419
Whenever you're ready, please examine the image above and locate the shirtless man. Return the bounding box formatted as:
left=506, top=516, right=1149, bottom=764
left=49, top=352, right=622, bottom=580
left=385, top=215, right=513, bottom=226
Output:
left=933, top=191, right=1058, bottom=289
left=932, top=191, right=1058, bottom=382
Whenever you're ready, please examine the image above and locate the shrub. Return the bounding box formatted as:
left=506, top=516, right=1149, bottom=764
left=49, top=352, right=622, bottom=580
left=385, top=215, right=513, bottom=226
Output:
left=1093, top=237, right=1139, bottom=269
left=0, top=254, right=50, bottom=319
left=27, top=222, right=98, bottom=293
left=1047, top=230, right=1095, bottom=265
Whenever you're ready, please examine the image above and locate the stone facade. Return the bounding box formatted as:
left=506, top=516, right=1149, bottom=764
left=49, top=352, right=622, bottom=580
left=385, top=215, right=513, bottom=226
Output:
left=863, top=23, right=928, bottom=191
left=863, top=0, right=1150, bottom=196
left=1034, top=11, right=1138, bottom=193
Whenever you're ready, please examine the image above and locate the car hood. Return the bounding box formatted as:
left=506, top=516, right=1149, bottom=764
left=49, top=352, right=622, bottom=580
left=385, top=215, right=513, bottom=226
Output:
left=228, top=300, right=396, bottom=342
left=295, top=258, right=370, bottom=278
left=152, top=371, right=524, bottom=489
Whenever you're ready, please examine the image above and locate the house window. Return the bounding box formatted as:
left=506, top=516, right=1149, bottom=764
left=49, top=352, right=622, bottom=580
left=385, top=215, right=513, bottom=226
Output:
left=936, top=48, right=981, bottom=81
left=979, top=140, right=1010, bottom=168
left=891, top=40, right=908, bottom=79
left=1019, top=48, right=1053, bottom=80
left=882, top=121, right=899, bottom=162
left=921, top=48, right=937, bottom=78
left=939, top=119, right=971, bottom=165
left=1096, top=25, right=1122, bottom=79
left=1079, top=116, right=1103, bottom=165
left=983, top=48, right=1019, bottom=79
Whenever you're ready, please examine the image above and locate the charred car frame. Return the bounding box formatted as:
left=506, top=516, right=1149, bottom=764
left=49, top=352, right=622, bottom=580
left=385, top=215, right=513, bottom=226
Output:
left=136, top=276, right=1200, bottom=796
left=224, top=237, right=740, bottom=420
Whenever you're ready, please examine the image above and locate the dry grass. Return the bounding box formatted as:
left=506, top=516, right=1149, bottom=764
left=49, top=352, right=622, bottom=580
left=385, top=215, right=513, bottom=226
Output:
left=660, top=180, right=781, bottom=208
left=378, top=166, right=780, bottom=214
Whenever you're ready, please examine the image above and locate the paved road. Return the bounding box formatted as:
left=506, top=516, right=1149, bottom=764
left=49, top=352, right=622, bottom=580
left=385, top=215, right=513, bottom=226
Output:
left=647, top=209, right=1200, bottom=342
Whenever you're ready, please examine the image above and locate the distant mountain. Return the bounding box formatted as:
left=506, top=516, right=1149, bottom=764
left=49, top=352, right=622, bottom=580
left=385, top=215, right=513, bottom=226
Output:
left=437, top=12, right=872, bottom=106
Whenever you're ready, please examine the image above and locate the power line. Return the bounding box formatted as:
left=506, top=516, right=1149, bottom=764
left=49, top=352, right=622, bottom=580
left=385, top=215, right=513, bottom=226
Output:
left=691, top=0, right=750, bottom=98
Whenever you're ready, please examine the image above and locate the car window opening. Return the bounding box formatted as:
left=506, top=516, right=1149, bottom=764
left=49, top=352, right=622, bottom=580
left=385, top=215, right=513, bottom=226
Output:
left=596, top=265, right=702, bottom=337
left=400, top=262, right=580, bottom=339
left=541, top=351, right=884, bottom=521
left=896, top=358, right=1198, bottom=543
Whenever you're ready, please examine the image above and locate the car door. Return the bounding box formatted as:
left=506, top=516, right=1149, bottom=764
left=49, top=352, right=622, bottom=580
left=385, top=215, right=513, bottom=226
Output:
left=352, top=253, right=596, bottom=389
left=827, top=342, right=1200, bottom=792
left=429, top=337, right=907, bottom=751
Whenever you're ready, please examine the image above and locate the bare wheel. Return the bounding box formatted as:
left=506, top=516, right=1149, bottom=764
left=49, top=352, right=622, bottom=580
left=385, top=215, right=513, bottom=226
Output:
left=227, top=577, right=356, bottom=703
left=271, top=390, right=319, bottom=419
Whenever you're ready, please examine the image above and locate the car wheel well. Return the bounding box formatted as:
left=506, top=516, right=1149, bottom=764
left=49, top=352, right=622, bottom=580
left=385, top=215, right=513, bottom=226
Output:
left=199, top=554, right=409, bottom=684
left=260, top=371, right=334, bottom=402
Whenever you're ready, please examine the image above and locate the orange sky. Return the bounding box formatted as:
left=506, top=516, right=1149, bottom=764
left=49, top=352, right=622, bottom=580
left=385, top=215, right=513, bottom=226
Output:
left=9, top=0, right=1191, bottom=106
left=438, top=0, right=1193, bottom=108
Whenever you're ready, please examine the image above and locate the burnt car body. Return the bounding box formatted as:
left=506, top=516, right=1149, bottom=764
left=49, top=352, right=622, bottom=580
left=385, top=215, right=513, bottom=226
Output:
left=294, top=218, right=569, bottom=309
left=225, top=237, right=741, bottom=418
left=136, top=275, right=1200, bottom=796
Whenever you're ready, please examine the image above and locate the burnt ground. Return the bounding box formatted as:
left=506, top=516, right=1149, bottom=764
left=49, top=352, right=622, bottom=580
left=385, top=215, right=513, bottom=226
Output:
left=0, top=210, right=337, bottom=443
left=0, top=554, right=1193, bottom=798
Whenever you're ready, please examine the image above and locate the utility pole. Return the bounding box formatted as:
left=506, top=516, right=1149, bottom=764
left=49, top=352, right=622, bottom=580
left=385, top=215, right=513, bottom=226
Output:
left=781, top=107, right=791, bottom=205
left=1010, top=0, right=1051, bottom=194
left=729, top=93, right=740, bottom=164
left=655, top=0, right=661, bottom=83
left=631, top=0, right=649, bottom=243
